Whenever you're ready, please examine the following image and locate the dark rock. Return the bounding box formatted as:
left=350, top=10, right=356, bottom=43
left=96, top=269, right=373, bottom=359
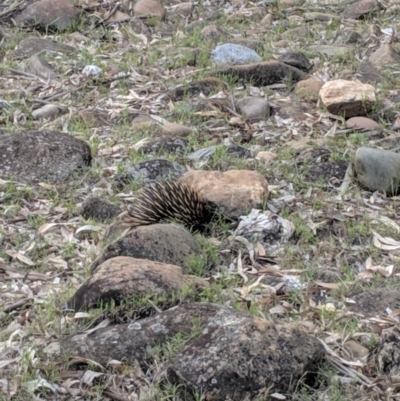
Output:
left=348, top=289, right=400, bottom=317
left=115, top=159, right=187, bottom=187
left=168, top=307, right=324, bottom=400
left=279, top=51, right=312, bottom=72
left=14, top=0, right=80, bottom=30
left=134, top=136, right=189, bottom=155
left=14, top=37, right=75, bottom=59
left=346, top=31, right=363, bottom=44
left=63, top=302, right=324, bottom=400
left=219, top=61, right=306, bottom=87
left=81, top=197, right=121, bottom=222
left=68, top=256, right=208, bottom=311
left=90, top=223, right=200, bottom=273
left=0, top=131, right=91, bottom=185
left=355, top=62, right=383, bottom=84
left=170, top=77, right=226, bottom=100
left=26, top=55, right=56, bottom=80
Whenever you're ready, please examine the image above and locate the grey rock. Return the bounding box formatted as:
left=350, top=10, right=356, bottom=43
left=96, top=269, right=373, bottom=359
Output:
left=0, top=131, right=91, bottom=185
left=354, top=147, right=400, bottom=195
left=14, top=37, right=75, bottom=59
left=307, top=45, right=353, bottom=58
left=186, top=146, right=217, bottom=162
left=168, top=305, right=323, bottom=400
left=355, top=61, right=383, bottom=84
left=115, top=159, right=187, bottom=187
left=90, top=224, right=200, bottom=273
left=279, top=51, right=312, bottom=72
left=26, top=55, right=56, bottom=80
left=219, top=61, right=305, bottom=87
left=343, top=0, right=381, bottom=19
left=134, top=137, right=189, bottom=155
left=236, top=96, right=270, bottom=121
left=63, top=302, right=324, bottom=400
left=32, top=104, right=61, bottom=120
left=14, top=0, right=80, bottom=30
left=81, top=197, right=121, bottom=222
left=211, top=43, right=262, bottom=65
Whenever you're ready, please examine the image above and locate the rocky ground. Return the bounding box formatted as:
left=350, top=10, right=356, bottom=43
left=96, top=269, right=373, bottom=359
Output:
left=1, top=0, right=400, bottom=400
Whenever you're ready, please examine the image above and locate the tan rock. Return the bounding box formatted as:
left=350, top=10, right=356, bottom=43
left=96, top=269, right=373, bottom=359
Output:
left=346, top=116, right=380, bottom=130
left=179, top=170, right=269, bottom=219
left=104, top=10, right=131, bottom=22
left=295, top=79, right=323, bottom=102
left=319, top=79, right=376, bottom=117
left=32, top=104, right=60, bottom=120
left=279, top=0, right=306, bottom=6
left=255, top=151, right=277, bottom=163
left=162, top=122, right=193, bottom=137
left=344, top=340, right=369, bottom=360
left=131, top=114, right=155, bottom=130
left=261, top=14, right=273, bottom=26
left=133, top=0, right=165, bottom=20
left=369, top=44, right=400, bottom=66
left=68, top=256, right=208, bottom=310
left=171, top=2, right=194, bottom=17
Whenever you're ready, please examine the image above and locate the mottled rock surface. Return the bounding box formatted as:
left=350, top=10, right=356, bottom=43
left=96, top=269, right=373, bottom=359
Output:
left=90, top=223, right=200, bottom=273
left=0, top=131, right=91, bottom=185
left=81, top=197, right=121, bottom=222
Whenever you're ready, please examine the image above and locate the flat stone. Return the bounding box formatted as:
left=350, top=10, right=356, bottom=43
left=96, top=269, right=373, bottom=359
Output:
left=369, top=44, right=400, bottom=66
left=307, top=45, right=353, bottom=58
left=319, top=79, right=376, bottom=118
left=354, top=147, right=400, bottom=194
left=219, top=61, right=306, bottom=87
left=346, top=116, right=380, bottom=130
left=230, top=39, right=264, bottom=53
left=162, top=122, right=193, bottom=137
left=26, top=55, right=56, bottom=80
left=279, top=0, right=306, bottom=6
left=133, top=136, right=189, bottom=155
left=90, top=224, right=200, bottom=273
left=14, top=37, right=75, bottom=59
left=14, top=0, right=80, bottom=30
left=0, top=131, right=91, bottom=185
left=355, top=61, right=383, bottom=84
left=304, top=12, right=340, bottom=21
left=343, top=0, right=381, bottom=19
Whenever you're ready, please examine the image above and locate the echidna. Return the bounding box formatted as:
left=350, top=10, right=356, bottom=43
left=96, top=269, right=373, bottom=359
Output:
left=122, top=180, right=218, bottom=232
